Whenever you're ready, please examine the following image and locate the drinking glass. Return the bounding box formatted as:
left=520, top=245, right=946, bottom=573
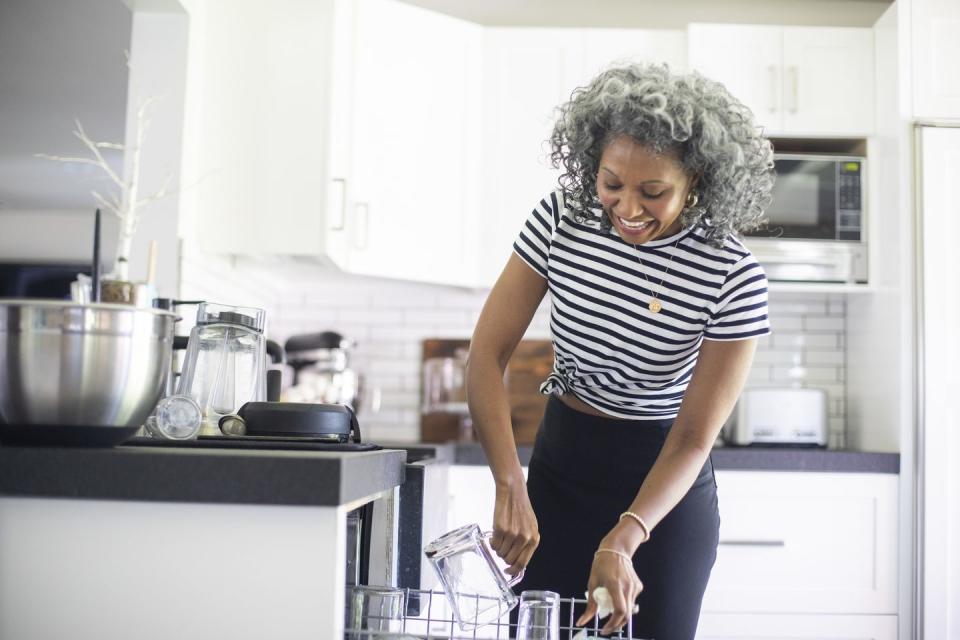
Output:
left=345, top=585, right=405, bottom=638
left=516, top=590, right=560, bottom=640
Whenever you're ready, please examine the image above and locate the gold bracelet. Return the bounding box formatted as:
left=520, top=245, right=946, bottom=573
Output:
left=619, top=511, right=651, bottom=543
left=595, top=547, right=633, bottom=565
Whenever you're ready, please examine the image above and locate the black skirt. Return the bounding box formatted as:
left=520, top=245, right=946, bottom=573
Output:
left=511, top=395, right=720, bottom=640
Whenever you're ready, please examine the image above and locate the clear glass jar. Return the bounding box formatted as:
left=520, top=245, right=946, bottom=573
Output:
left=424, top=523, right=523, bottom=630
left=176, top=303, right=266, bottom=436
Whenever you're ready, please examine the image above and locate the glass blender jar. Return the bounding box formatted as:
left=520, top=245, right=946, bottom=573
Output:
left=177, top=303, right=267, bottom=436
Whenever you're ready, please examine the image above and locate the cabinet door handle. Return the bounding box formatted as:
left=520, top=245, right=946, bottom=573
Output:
left=354, top=202, right=369, bottom=250
left=787, top=65, right=799, bottom=113
left=330, top=178, right=347, bottom=231
left=767, top=65, right=779, bottom=113
left=719, top=539, right=786, bottom=547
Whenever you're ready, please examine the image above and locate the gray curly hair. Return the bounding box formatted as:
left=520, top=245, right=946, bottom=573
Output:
left=549, top=63, right=775, bottom=247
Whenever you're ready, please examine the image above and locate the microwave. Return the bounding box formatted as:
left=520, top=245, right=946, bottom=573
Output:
left=744, top=154, right=867, bottom=283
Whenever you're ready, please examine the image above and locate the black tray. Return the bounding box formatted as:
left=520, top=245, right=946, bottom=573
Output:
left=0, top=423, right=141, bottom=447
left=124, top=435, right=381, bottom=452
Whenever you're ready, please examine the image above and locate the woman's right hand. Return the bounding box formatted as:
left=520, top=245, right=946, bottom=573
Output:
left=489, top=481, right=540, bottom=577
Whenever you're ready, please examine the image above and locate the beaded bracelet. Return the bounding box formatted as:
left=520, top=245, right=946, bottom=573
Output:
left=595, top=547, right=633, bottom=565
left=619, top=511, right=651, bottom=543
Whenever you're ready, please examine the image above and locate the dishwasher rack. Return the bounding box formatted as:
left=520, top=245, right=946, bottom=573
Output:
left=344, top=587, right=646, bottom=639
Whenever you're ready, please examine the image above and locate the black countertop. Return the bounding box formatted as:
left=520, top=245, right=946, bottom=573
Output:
left=0, top=440, right=408, bottom=506
left=445, top=442, right=900, bottom=474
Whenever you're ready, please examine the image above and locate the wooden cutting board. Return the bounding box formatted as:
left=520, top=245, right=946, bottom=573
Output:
left=420, top=338, right=554, bottom=444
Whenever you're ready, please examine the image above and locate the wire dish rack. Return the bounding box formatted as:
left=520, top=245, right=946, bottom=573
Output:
left=344, top=587, right=646, bottom=639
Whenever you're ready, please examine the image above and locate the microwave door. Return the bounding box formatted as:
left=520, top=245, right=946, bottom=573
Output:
left=755, top=158, right=838, bottom=240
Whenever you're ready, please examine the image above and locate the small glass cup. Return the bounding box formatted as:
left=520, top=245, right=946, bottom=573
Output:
left=345, top=585, right=405, bottom=638
left=144, top=395, right=202, bottom=440
left=516, top=590, right=560, bottom=640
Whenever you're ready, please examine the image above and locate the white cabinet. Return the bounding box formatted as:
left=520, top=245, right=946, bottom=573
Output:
left=688, top=24, right=875, bottom=136
left=476, top=27, right=686, bottom=287
left=346, top=0, right=482, bottom=286
left=699, top=470, right=898, bottom=640
left=697, top=613, right=898, bottom=639
left=911, top=0, right=960, bottom=118
left=447, top=465, right=898, bottom=638
left=189, top=0, right=481, bottom=285
left=191, top=0, right=345, bottom=260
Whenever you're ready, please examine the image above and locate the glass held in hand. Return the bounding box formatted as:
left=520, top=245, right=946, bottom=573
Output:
left=145, top=395, right=202, bottom=440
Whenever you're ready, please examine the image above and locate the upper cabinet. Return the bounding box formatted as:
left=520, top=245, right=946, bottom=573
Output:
left=189, top=0, right=346, bottom=261
left=475, top=27, right=686, bottom=287
left=911, top=0, right=960, bottom=118
left=688, top=24, right=875, bottom=137
left=346, top=0, right=482, bottom=287
left=188, top=0, right=481, bottom=286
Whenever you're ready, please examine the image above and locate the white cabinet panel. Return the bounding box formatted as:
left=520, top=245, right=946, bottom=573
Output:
left=703, top=471, right=898, bottom=615
left=192, top=0, right=336, bottom=257
left=477, top=29, right=584, bottom=288
left=782, top=27, right=875, bottom=136
left=580, top=28, right=688, bottom=84
left=697, top=612, right=898, bottom=640
left=912, top=0, right=960, bottom=118
left=688, top=24, right=783, bottom=134
left=349, top=0, right=481, bottom=286
left=688, top=24, right=874, bottom=136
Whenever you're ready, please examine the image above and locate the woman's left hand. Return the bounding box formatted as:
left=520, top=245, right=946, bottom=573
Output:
left=574, top=543, right=643, bottom=635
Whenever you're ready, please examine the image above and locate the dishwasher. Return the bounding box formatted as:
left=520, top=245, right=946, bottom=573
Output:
left=344, top=587, right=643, bottom=639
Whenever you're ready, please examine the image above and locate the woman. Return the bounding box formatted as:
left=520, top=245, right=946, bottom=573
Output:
left=466, top=63, right=774, bottom=640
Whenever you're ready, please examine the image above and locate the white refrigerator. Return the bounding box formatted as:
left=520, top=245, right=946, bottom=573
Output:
left=915, top=123, right=960, bottom=640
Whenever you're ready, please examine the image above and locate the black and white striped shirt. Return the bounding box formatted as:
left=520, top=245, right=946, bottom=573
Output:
left=513, top=190, right=771, bottom=420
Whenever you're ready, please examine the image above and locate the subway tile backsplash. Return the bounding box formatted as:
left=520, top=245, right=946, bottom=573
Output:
left=181, top=255, right=847, bottom=447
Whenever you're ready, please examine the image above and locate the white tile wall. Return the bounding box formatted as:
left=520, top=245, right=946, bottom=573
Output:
left=180, top=255, right=848, bottom=447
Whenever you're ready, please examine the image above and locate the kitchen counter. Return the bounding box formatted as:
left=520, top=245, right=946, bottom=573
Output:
left=439, top=442, right=900, bottom=474
left=0, top=440, right=408, bottom=640
left=0, top=440, right=407, bottom=506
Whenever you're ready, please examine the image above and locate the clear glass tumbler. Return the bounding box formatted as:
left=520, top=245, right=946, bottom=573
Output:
left=345, top=585, right=405, bottom=638
left=516, top=590, right=560, bottom=640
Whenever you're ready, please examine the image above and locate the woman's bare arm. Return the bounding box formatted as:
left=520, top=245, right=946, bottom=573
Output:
left=467, top=253, right=548, bottom=573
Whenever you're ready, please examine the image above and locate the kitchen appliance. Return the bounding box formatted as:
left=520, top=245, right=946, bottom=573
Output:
left=725, top=388, right=828, bottom=447
left=424, top=523, right=523, bottom=630
left=0, top=299, right=176, bottom=444
left=177, top=302, right=267, bottom=436
left=285, top=331, right=360, bottom=405
left=744, top=153, right=867, bottom=283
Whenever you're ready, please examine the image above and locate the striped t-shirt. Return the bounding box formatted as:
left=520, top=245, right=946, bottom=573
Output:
left=513, top=190, right=771, bottom=420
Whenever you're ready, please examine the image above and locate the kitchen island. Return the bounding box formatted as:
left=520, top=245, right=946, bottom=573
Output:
left=0, top=441, right=407, bottom=640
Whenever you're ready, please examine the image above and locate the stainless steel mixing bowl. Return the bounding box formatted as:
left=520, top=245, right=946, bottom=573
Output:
left=0, top=300, right=176, bottom=440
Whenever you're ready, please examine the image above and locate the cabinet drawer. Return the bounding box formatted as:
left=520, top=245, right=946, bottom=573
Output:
left=703, top=471, right=897, bottom=614
left=697, top=613, right=898, bottom=640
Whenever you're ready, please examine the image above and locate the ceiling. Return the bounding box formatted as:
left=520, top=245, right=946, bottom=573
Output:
left=0, top=0, right=131, bottom=211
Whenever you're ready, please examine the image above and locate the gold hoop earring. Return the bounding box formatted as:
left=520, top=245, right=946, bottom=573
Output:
left=685, top=191, right=699, bottom=208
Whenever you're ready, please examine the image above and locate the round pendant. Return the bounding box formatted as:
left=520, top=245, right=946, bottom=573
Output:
left=648, top=299, right=662, bottom=313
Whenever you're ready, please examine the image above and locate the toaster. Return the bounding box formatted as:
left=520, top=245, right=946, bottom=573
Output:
left=724, top=388, right=828, bottom=447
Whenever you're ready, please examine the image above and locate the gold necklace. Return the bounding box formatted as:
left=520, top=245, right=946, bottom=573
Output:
left=633, top=235, right=682, bottom=314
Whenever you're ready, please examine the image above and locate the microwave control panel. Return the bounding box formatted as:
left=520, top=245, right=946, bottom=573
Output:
left=837, top=161, right=862, bottom=241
